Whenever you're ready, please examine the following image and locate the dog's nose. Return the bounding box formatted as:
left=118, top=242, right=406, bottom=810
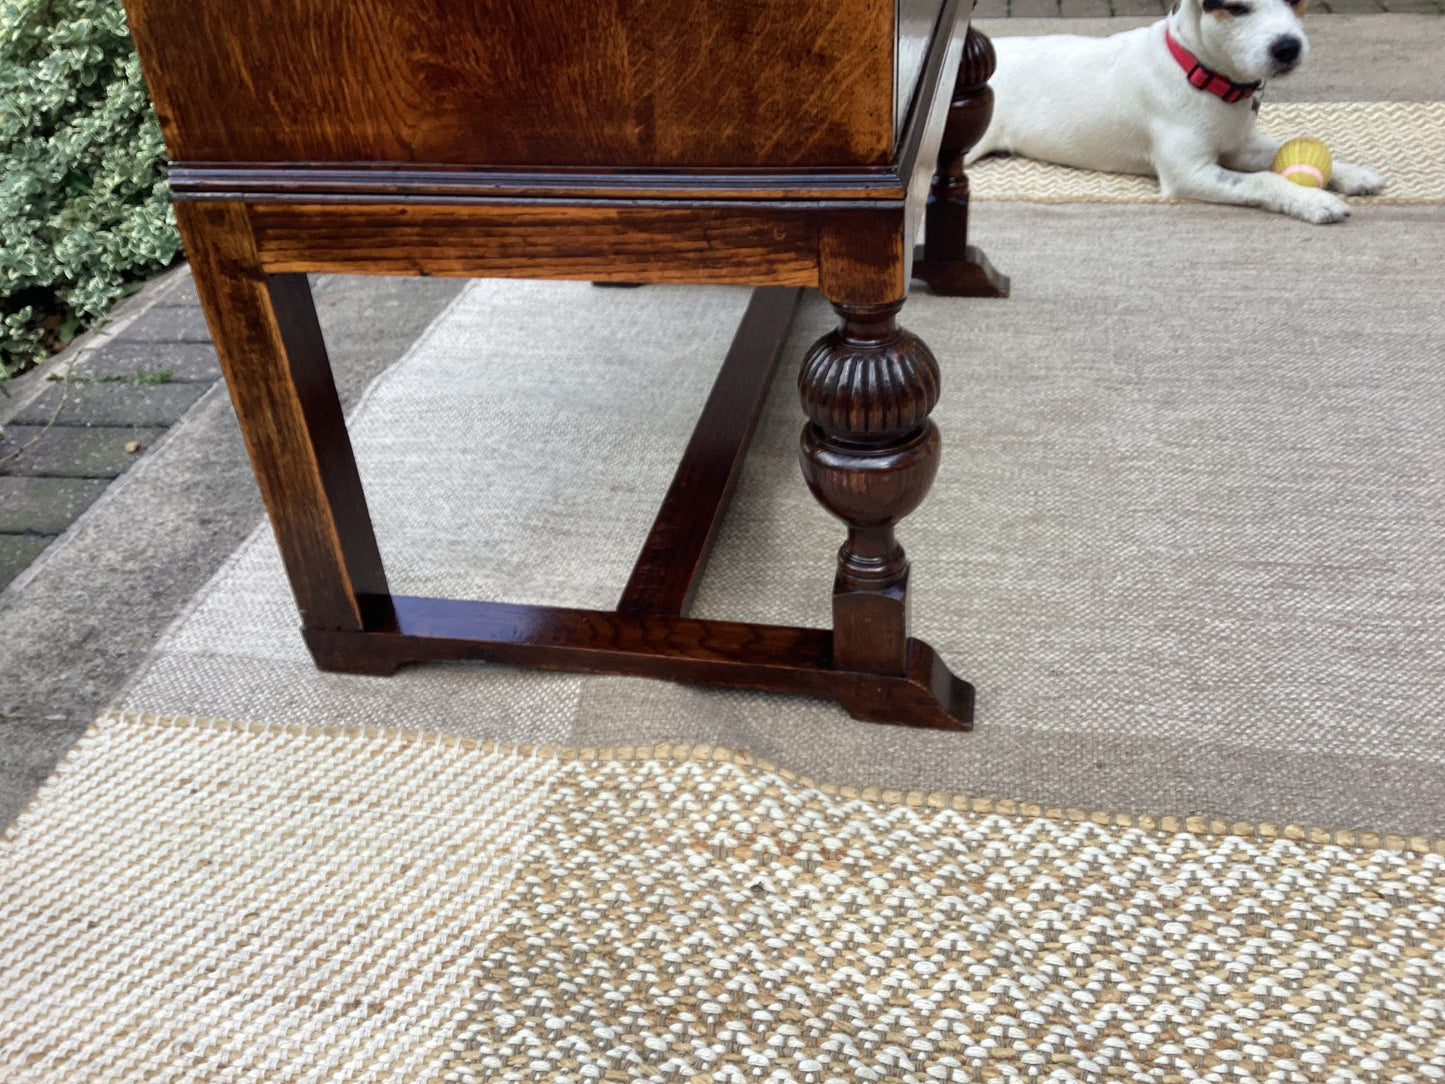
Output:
left=1269, top=35, right=1302, bottom=67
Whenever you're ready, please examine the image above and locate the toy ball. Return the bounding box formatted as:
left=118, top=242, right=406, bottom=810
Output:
left=1271, top=136, right=1333, bottom=188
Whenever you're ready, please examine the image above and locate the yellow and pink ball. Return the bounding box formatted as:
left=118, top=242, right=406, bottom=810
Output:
left=1271, top=136, right=1333, bottom=188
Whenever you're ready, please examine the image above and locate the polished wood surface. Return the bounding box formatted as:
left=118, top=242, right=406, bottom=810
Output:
left=914, top=25, right=1012, bottom=297
left=175, top=200, right=388, bottom=632
left=306, top=597, right=972, bottom=730
left=247, top=201, right=822, bottom=285
left=167, top=166, right=913, bottom=204
left=130, top=0, right=994, bottom=730
left=126, top=0, right=902, bottom=169
left=798, top=301, right=942, bottom=675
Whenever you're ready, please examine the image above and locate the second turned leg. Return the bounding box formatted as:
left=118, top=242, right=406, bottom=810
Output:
left=913, top=24, right=1011, bottom=299
left=798, top=299, right=942, bottom=678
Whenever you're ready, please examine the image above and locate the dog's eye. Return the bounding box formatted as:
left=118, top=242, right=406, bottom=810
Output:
left=1223, top=2, right=1252, bottom=12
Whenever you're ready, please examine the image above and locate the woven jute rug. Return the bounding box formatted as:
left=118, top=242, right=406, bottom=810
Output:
left=969, top=101, right=1445, bottom=205
left=2, top=712, right=1442, bottom=1083
left=120, top=206, right=1445, bottom=836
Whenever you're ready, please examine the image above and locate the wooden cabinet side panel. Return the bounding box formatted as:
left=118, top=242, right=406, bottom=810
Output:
left=123, top=0, right=895, bottom=169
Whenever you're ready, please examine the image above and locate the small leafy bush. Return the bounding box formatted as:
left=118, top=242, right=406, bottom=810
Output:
left=1, top=0, right=180, bottom=381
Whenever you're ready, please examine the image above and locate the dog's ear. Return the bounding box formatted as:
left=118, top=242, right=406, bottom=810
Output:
left=1173, top=0, right=1206, bottom=30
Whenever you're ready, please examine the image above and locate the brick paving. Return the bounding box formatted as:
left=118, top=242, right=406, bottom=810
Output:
left=78, top=341, right=221, bottom=384
left=9, top=383, right=212, bottom=430
left=0, top=477, right=112, bottom=536
left=0, top=535, right=51, bottom=586
left=0, top=425, right=167, bottom=479
left=0, top=270, right=218, bottom=587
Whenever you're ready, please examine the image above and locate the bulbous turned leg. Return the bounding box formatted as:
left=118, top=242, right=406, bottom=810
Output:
left=799, top=300, right=972, bottom=729
left=913, top=24, right=1010, bottom=299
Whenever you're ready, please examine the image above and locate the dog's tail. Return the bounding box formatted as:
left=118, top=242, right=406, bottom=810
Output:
left=963, top=136, right=1001, bottom=167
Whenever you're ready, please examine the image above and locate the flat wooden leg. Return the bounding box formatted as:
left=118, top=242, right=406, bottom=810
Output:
left=176, top=200, right=390, bottom=633
left=798, top=299, right=972, bottom=728
left=912, top=24, right=1010, bottom=299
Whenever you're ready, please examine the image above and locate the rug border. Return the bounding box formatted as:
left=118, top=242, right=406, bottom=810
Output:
left=7, top=709, right=1441, bottom=857
left=969, top=99, right=1445, bottom=207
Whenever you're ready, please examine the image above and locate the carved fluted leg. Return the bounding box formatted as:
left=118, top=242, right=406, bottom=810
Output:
left=913, top=24, right=1010, bottom=299
left=799, top=300, right=972, bottom=729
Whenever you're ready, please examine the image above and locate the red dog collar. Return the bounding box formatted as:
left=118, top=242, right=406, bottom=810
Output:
left=1165, top=27, right=1261, bottom=103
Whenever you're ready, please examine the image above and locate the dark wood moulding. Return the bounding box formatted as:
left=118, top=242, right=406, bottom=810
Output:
left=167, top=164, right=912, bottom=203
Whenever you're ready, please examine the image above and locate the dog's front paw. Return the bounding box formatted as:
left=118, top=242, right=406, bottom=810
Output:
left=1330, top=161, right=1384, bottom=196
left=1284, top=188, right=1352, bottom=224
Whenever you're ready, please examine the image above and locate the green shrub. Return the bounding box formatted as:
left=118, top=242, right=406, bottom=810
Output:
left=1, top=0, right=179, bottom=381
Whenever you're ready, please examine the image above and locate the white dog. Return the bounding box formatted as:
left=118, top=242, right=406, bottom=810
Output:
left=967, top=0, right=1383, bottom=223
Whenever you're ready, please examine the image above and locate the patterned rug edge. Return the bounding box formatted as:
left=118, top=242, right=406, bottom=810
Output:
left=9, top=709, right=1441, bottom=858
left=969, top=99, right=1445, bottom=206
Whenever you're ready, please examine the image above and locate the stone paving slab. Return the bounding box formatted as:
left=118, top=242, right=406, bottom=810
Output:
left=0, top=477, right=110, bottom=534
left=111, top=304, right=211, bottom=344
left=0, top=535, right=52, bottom=588
left=1006, top=0, right=1066, bottom=16
left=1109, top=0, right=1170, bottom=14
left=0, top=717, right=86, bottom=820
left=0, top=425, right=165, bottom=478
left=72, top=341, right=221, bottom=384
left=0, top=269, right=468, bottom=830
left=8, top=381, right=211, bottom=429
left=151, top=274, right=201, bottom=308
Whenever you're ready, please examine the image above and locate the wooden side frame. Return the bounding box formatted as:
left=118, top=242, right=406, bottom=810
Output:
left=173, top=0, right=986, bottom=731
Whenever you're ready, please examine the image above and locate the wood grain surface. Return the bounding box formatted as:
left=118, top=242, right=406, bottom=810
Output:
left=247, top=201, right=826, bottom=284
left=124, top=0, right=905, bottom=169
left=174, top=201, right=389, bottom=632
left=305, top=596, right=973, bottom=730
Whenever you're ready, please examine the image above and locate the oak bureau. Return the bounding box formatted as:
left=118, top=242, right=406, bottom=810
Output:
left=124, top=0, right=1008, bottom=730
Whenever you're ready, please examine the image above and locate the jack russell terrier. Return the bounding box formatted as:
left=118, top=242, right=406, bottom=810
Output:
left=966, top=0, right=1384, bottom=223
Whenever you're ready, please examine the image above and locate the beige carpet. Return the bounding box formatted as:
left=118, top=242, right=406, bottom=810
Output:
left=119, top=199, right=1445, bottom=838
left=3, top=712, right=1442, bottom=1082
left=969, top=102, right=1445, bottom=204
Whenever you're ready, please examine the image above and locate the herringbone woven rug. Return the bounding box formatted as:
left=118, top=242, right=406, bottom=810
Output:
left=969, top=102, right=1445, bottom=204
